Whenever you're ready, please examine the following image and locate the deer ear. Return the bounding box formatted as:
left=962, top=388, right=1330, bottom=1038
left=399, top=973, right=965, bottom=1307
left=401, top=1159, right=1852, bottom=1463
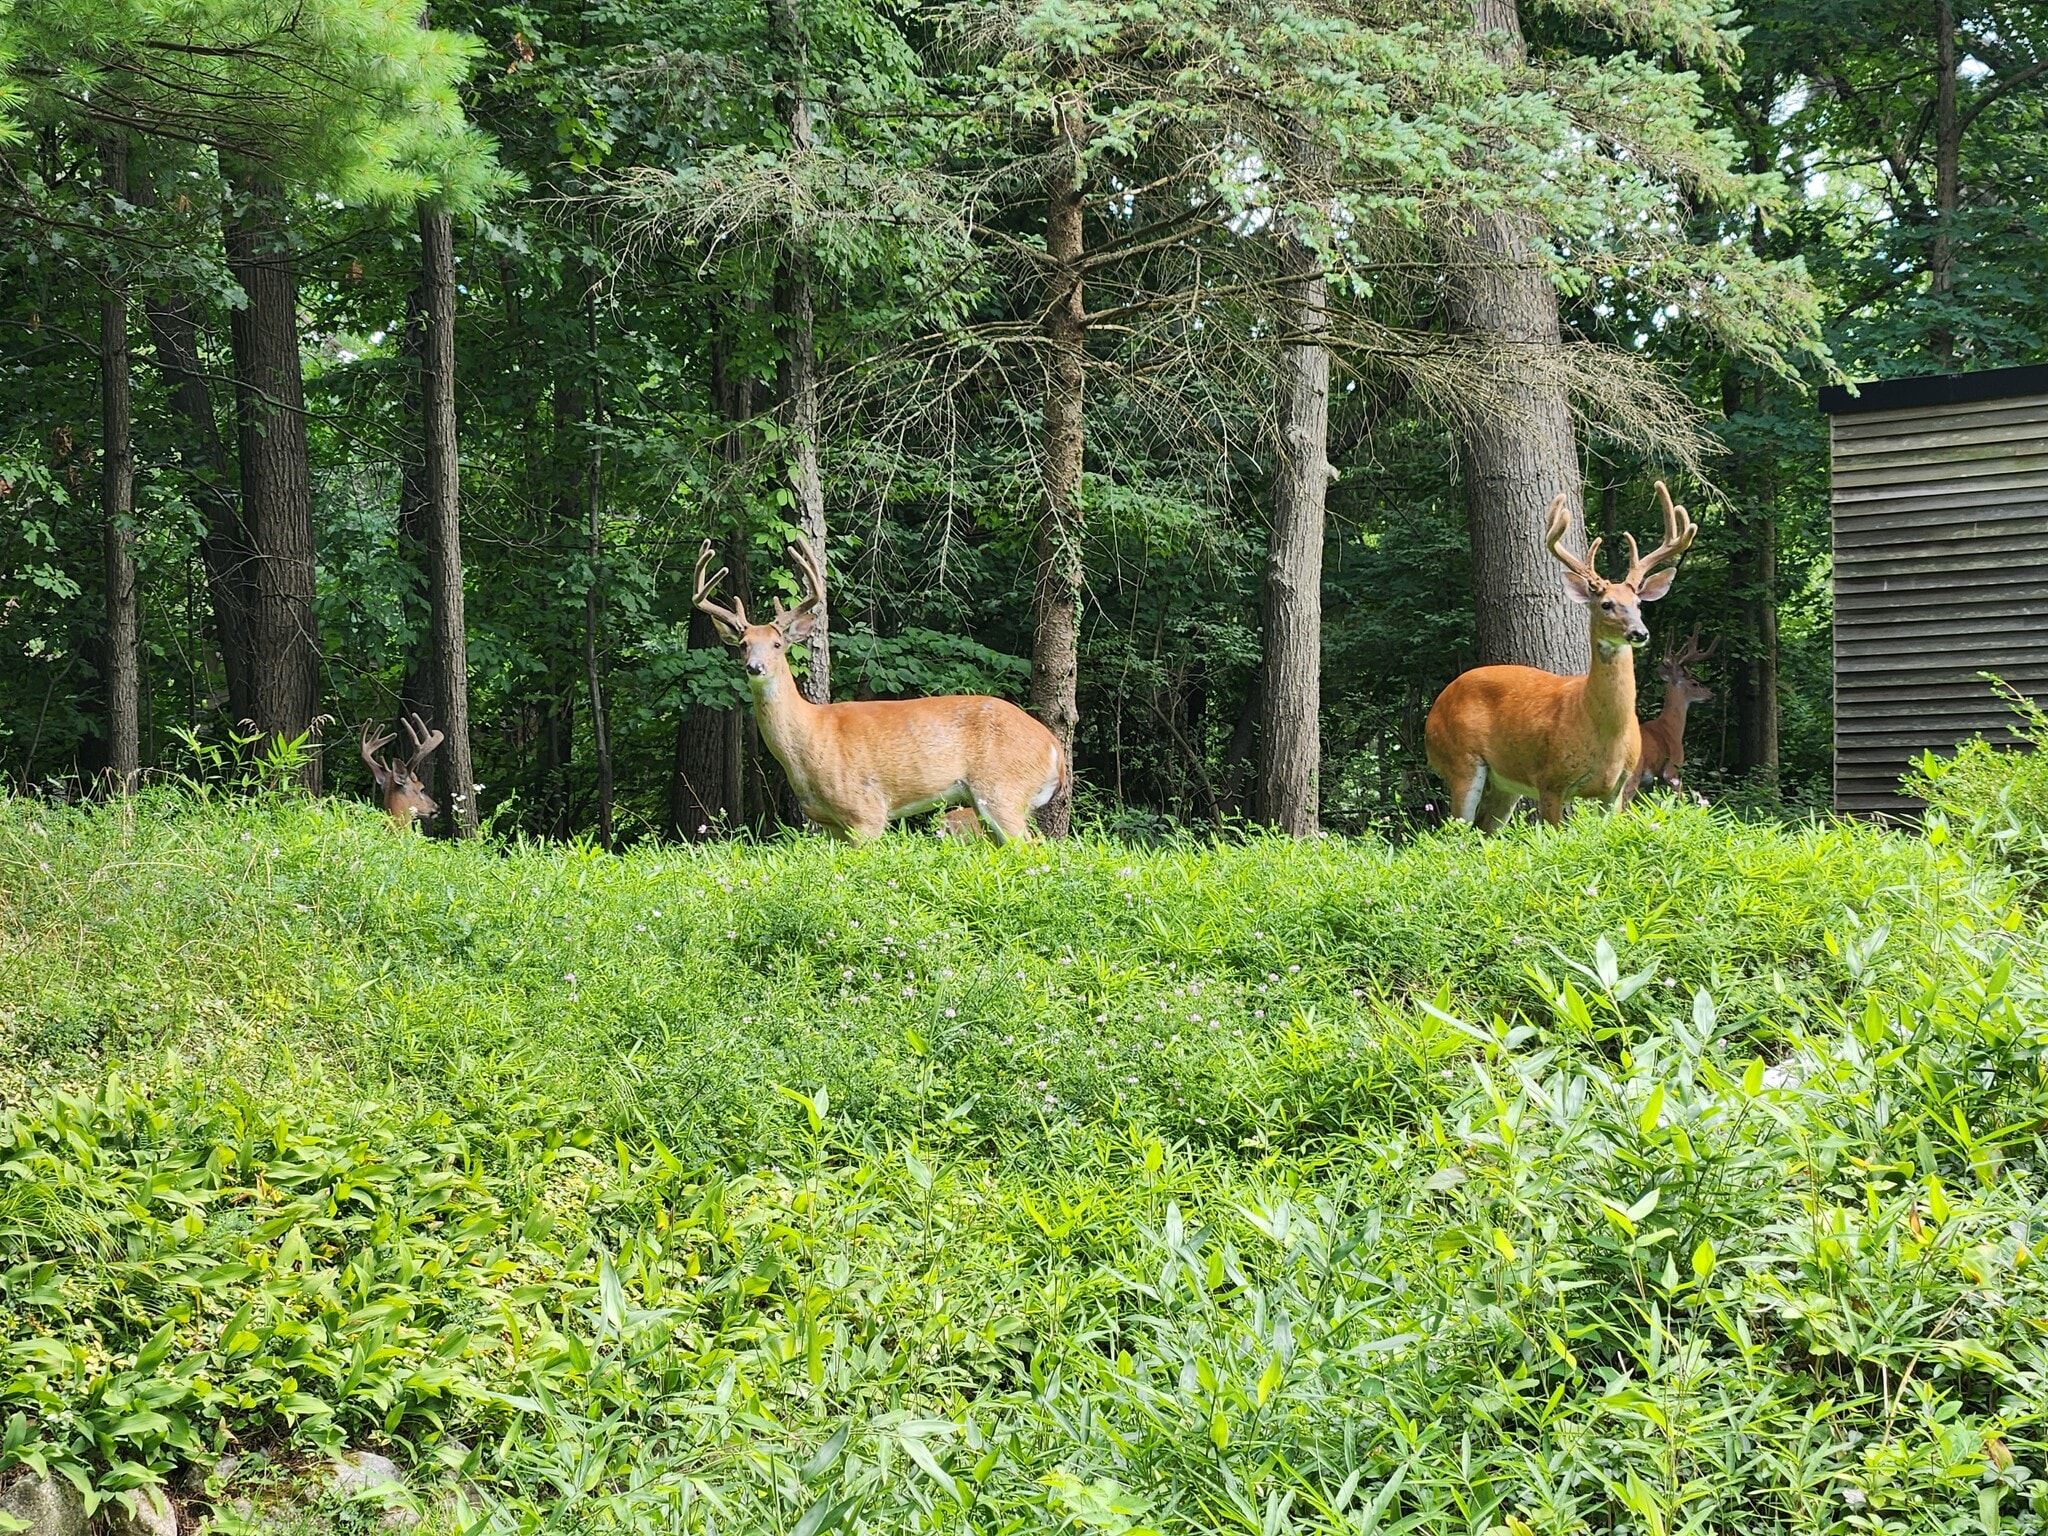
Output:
left=783, top=608, right=820, bottom=644
left=710, top=614, right=746, bottom=645
left=1561, top=572, right=1597, bottom=605
left=1636, top=568, right=1677, bottom=603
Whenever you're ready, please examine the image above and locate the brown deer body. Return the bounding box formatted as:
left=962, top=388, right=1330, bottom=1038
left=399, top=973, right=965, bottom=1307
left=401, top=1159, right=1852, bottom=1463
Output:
left=1628, top=633, right=1716, bottom=802
left=360, top=714, right=444, bottom=829
left=695, top=542, right=1067, bottom=842
left=1426, top=483, right=1696, bottom=829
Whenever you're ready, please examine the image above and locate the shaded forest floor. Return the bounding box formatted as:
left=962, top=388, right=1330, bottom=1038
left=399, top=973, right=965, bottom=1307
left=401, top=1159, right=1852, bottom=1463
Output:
left=4, top=793, right=2046, bottom=1533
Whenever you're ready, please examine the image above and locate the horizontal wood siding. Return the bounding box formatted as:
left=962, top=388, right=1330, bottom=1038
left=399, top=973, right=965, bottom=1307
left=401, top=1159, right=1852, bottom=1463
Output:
left=1832, top=390, right=2048, bottom=815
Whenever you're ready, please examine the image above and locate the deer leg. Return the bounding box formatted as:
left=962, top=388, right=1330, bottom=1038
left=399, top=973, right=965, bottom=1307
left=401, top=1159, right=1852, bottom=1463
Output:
left=978, top=796, right=1032, bottom=845
left=1472, top=769, right=1519, bottom=833
left=1536, top=790, right=1566, bottom=826
left=1437, top=759, right=1483, bottom=824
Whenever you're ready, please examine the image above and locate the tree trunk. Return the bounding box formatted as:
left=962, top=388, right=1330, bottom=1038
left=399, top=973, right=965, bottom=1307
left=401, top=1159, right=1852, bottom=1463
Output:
left=222, top=162, right=321, bottom=786
left=397, top=285, right=436, bottom=734
left=1721, top=370, right=1779, bottom=783
left=418, top=206, right=478, bottom=834
left=1029, top=101, right=1088, bottom=836
left=1254, top=228, right=1329, bottom=835
left=1929, top=0, right=1959, bottom=365
left=130, top=169, right=255, bottom=723
left=99, top=136, right=141, bottom=794
left=670, top=341, right=753, bottom=838
left=1442, top=0, right=1588, bottom=676
left=770, top=0, right=830, bottom=705
left=580, top=280, right=614, bottom=849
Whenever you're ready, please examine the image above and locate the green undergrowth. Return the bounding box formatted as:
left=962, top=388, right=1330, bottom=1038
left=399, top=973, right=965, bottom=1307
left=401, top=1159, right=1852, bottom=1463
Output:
left=4, top=792, right=2048, bottom=1534
left=1911, top=686, right=2048, bottom=886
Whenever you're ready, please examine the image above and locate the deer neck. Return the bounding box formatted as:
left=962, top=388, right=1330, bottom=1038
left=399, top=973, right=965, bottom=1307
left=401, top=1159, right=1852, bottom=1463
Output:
left=748, top=654, right=819, bottom=762
left=1656, top=689, right=1692, bottom=740
left=1584, top=628, right=1638, bottom=736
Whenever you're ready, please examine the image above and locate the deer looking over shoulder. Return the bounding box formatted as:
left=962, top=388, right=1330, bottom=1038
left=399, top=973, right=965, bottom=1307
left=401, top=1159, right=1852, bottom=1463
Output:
left=360, top=714, right=443, bottom=829
left=694, top=541, right=1068, bottom=842
left=1628, top=631, right=1716, bottom=802
left=1425, top=481, right=1696, bottom=829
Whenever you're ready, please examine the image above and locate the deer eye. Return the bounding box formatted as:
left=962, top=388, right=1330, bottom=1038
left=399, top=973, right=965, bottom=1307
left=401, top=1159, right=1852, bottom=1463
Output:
left=1601, top=600, right=1617, bottom=612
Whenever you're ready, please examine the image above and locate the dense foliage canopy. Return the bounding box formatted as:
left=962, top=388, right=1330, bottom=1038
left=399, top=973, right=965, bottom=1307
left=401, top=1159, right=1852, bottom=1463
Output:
left=1, top=0, right=2044, bottom=832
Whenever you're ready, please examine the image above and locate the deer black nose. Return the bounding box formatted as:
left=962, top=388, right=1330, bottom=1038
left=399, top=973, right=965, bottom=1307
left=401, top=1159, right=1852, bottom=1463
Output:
left=745, top=659, right=767, bottom=675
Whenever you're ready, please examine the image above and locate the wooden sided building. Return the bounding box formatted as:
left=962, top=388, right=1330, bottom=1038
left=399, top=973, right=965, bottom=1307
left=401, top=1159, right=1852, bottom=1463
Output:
left=1821, top=362, right=2048, bottom=816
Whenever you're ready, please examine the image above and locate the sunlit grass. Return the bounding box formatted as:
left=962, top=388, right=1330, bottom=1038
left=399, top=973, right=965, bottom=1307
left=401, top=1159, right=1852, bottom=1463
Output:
left=3, top=790, right=2044, bottom=1534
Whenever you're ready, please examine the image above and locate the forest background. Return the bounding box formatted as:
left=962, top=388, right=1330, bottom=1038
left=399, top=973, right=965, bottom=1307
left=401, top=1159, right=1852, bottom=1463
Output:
left=2, top=0, right=2044, bottom=843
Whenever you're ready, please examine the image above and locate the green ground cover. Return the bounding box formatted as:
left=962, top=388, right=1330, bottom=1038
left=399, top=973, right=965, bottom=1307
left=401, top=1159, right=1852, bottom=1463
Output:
left=4, top=786, right=2047, bottom=1534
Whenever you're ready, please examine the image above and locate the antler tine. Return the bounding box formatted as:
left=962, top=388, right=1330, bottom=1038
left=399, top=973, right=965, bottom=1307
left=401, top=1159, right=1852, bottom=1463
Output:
left=1624, top=480, right=1697, bottom=589
left=359, top=719, right=395, bottom=768
left=693, top=539, right=749, bottom=630
left=1543, top=493, right=1603, bottom=586
left=782, top=539, right=826, bottom=620
left=400, top=711, right=444, bottom=767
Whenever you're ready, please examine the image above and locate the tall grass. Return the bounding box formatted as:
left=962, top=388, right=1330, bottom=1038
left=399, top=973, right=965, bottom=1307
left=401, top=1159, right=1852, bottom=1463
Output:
left=3, top=791, right=2045, bottom=1534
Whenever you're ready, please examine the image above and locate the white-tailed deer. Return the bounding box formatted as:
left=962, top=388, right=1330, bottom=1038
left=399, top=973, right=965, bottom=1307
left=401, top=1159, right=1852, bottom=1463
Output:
left=1627, top=631, right=1716, bottom=802
left=360, top=713, right=443, bottom=829
left=1425, top=481, right=1696, bottom=829
left=694, top=541, right=1068, bottom=842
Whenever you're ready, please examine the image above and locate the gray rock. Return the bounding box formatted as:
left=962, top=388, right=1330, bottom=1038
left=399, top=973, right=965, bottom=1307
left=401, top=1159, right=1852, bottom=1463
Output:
left=101, top=1486, right=178, bottom=1536
left=332, top=1452, right=405, bottom=1502
left=0, top=1472, right=87, bottom=1536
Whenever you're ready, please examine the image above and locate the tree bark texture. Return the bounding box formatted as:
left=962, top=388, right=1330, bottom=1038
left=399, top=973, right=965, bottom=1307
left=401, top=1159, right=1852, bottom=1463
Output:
left=770, top=0, right=830, bottom=705
left=418, top=207, right=478, bottom=834
left=1720, top=371, right=1779, bottom=782
left=669, top=344, right=752, bottom=839
left=100, top=136, right=141, bottom=794
left=397, top=285, right=436, bottom=735
left=1730, top=505, right=1781, bottom=780
left=1929, top=0, right=1959, bottom=364
left=222, top=164, right=321, bottom=785
left=1029, top=102, right=1088, bottom=837
left=130, top=168, right=255, bottom=723
left=1254, top=230, right=1329, bottom=835
left=582, top=286, right=613, bottom=850
left=1442, top=0, right=1589, bottom=676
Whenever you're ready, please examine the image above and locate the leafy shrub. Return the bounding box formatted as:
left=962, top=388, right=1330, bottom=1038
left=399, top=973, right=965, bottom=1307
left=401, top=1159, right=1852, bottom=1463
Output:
left=1910, top=683, right=2048, bottom=881
left=3, top=797, right=2046, bottom=1533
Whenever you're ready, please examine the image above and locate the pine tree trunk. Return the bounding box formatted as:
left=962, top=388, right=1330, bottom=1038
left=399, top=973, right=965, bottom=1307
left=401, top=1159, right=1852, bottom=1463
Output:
left=1442, top=0, right=1588, bottom=676
left=582, top=283, right=613, bottom=849
left=222, top=162, right=321, bottom=786
left=419, top=206, right=478, bottom=834
left=771, top=0, right=830, bottom=705
left=670, top=343, right=752, bottom=839
left=99, top=136, right=141, bottom=794
left=1720, top=371, right=1780, bottom=783
left=1731, top=509, right=1781, bottom=781
left=1029, top=102, right=1088, bottom=837
left=397, top=285, right=436, bottom=734
left=1929, top=0, right=1959, bottom=365
left=130, top=167, right=254, bottom=723
left=1255, top=229, right=1329, bottom=835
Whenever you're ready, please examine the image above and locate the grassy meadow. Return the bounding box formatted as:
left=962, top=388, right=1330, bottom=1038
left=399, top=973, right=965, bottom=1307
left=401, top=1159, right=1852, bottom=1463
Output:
left=5, top=782, right=2048, bottom=1534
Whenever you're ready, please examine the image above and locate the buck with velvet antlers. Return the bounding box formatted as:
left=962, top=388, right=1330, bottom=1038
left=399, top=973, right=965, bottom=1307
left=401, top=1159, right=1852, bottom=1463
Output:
left=360, top=713, right=444, bottom=829
left=1426, top=481, right=1697, bottom=829
left=694, top=540, right=1068, bottom=841
left=1626, top=631, right=1716, bottom=803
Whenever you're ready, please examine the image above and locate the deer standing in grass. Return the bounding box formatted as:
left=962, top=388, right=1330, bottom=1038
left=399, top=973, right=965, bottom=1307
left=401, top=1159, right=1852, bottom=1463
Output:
left=360, top=713, right=444, bottom=829
left=694, top=541, right=1068, bottom=842
left=1627, top=632, right=1716, bottom=803
left=1426, top=481, right=1696, bottom=829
